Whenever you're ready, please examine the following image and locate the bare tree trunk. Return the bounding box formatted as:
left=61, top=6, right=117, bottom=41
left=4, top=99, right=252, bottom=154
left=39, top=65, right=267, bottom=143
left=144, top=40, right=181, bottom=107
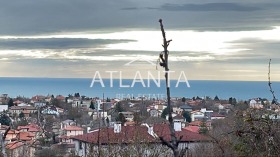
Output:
left=158, top=19, right=183, bottom=157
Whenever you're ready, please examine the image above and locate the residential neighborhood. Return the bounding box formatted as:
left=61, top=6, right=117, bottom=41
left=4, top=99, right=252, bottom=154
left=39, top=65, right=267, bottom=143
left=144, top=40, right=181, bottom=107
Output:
left=0, top=93, right=279, bottom=157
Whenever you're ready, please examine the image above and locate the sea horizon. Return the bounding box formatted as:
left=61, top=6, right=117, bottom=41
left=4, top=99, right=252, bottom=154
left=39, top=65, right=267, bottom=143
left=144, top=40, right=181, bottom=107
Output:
left=0, top=77, right=279, bottom=101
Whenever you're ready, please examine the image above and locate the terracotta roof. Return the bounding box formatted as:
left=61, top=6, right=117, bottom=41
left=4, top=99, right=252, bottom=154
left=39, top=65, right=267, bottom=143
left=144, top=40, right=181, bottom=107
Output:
left=173, top=115, right=184, bottom=120
left=188, top=121, right=202, bottom=126
left=18, top=132, right=35, bottom=141
left=124, top=121, right=135, bottom=126
left=63, top=126, right=84, bottom=131
left=71, top=125, right=155, bottom=144
left=17, top=123, right=41, bottom=132
left=6, top=141, right=24, bottom=150
left=153, top=124, right=209, bottom=142
left=8, top=130, right=20, bottom=134
left=188, top=121, right=211, bottom=127
left=182, top=126, right=200, bottom=133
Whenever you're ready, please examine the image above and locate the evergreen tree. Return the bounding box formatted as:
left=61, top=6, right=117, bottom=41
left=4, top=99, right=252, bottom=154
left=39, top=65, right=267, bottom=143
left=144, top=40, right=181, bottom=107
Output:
left=182, top=111, right=191, bottom=122
left=182, top=97, right=186, bottom=103
left=229, top=97, right=233, bottom=104
left=116, top=113, right=126, bottom=125
left=89, top=101, right=95, bottom=110
left=199, top=119, right=208, bottom=134
left=8, top=98, right=13, bottom=107
left=161, top=107, right=173, bottom=119
left=106, top=117, right=110, bottom=126
left=115, top=102, right=124, bottom=112
left=214, top=95, right=220, bottom=101
left=106, top=97, right=110, bottom=102
left=19, top=112, right=25, bottom=119
left=0, top=112, right=11, bottom=126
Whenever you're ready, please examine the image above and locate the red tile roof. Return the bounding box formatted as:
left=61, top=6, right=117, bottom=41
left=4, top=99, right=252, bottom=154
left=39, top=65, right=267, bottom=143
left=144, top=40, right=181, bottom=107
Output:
left=17, top=132, right=35, bottom=141
left=72, top=124, right=209, bottom=145
left=6, top=141, right=24, bottom=150
left=71, top=125, right=155, bottom=144
left=153, top=124, right=209, bottom=142
left=182, top=126, right=200, bottom=133
left=63, top=126, right=84, bottom=131
left=17, top=123, right=41, bottom=132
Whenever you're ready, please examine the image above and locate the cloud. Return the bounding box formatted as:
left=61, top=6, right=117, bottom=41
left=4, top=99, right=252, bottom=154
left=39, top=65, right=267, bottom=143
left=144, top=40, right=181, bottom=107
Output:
left=121, top=7, right=139, bottom=10
left=0, top=38, right=134, bottom=50
left=159, top=3, right=261, bottom=12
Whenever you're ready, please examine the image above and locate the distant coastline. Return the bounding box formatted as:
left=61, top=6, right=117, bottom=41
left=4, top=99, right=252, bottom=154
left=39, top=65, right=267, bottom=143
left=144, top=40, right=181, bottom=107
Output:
left=0, top=77, right=279, bottom=100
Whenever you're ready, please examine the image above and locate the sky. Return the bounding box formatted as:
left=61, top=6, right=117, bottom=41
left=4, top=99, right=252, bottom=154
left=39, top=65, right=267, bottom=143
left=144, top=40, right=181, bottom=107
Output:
left=0, top=0, right=280, bottom=81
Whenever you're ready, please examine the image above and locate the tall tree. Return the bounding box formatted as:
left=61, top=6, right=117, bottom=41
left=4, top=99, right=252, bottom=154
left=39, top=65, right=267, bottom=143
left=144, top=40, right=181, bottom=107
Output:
left=0, top=112, right=11, bottom=126
left=182, top=97, right=186, bottom=103
left=199, top=119, right=208, bottom=134
left=116, top=113, right=126, bottom=125
left=89, top=101, right=95, bottom=110
left=182, top=111, right=191, bottom=122
left=158, top=19, right=184, bottom=157
left=115, top=102, right=124, bottom=112
left=19, top=112, right=25, bottom=119
left=7, top=99, right=13, bottom=107
left=214, top=95, right=220, bottom=101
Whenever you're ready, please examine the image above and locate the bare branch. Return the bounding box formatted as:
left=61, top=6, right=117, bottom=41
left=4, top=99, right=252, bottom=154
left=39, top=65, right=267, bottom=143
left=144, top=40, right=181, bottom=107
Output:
left=268, top=59, right=278, bottom=105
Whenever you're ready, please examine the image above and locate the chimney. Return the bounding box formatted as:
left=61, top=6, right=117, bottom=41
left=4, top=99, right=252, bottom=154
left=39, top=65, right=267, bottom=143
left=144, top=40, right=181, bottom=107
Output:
left=148, top=125, right=153, bottom=135
left=174, top=120, right=182, bottom=131
left=114, top=122, right=121, bottom=133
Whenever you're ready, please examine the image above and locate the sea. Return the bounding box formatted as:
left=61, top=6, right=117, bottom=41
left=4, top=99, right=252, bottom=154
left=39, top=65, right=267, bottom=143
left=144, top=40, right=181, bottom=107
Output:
left=0, top=77, right=280, bottom=101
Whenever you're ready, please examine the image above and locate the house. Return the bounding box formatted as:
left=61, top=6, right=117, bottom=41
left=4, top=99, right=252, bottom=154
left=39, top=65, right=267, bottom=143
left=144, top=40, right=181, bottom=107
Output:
left=173, top=114, right=185, bottom=122
left=56, top=95, right=65, bottom=102
left=190, top=110, right=205, bottom=122
left=61, top=119, right=76, bottom=129
left=149, top=109, right=160, bottom=117
left=0, top=124, right=9, bottom=134
left=17, top=132, right=36, bottom=142
left=154, top=104, right=167, bottom=112
left=34, top=102, right=46, bottom=108
left=9, top=106, right=37, bottom=115
left=31, top=95, right=46, bottom=103
left=249, top=99, right=263, bottom=109
left=59, top=125, right=84, bottom=144
left=71, top=123, right=156, bottom=157
left=211, top=113, right=225, bottom=120
left=17, top=123, right=42, bottom=137
left=6, top=130, right=19, bottom=142
left=71, top=122, right=209, bottom=157
left=6, top=141, right=25, bottom=157
left=119, top=112, right=134, bottom=121
left=179, top=104, right=193, bottom=112
left=182, top=126, right=200, bottom=133
left=72, top=99, right=82, bottom=108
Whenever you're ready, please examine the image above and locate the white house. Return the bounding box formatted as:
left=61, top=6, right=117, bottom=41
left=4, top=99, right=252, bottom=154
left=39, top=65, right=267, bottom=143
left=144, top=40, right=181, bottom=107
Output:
left=59, top=125, right=84, bottom=144
left=190, top=110, right=205, bottom=122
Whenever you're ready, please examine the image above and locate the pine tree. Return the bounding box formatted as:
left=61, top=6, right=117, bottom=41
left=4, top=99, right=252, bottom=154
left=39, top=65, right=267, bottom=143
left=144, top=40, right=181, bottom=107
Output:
left=8, top=98, right=13, bottom=107
left=89, top=101, right=95, bottom=110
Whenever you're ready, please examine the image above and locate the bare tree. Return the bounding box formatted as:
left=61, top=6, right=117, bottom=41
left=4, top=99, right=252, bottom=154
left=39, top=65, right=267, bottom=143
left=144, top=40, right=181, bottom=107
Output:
left=158, top=19, right=186, bottom=157
left=268, top=59, right=278, bottom=105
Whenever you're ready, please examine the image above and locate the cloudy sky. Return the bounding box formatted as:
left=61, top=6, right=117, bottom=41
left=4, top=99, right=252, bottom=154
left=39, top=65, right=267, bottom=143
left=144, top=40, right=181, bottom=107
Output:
left=1, top=0, right=280, bottom=81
